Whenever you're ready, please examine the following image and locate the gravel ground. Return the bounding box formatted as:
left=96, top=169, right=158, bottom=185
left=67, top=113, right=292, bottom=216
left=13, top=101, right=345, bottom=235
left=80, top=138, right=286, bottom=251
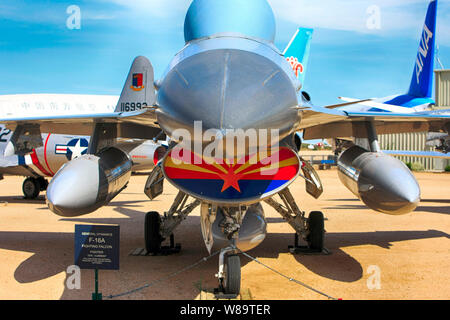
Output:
left=0, top=170, right=448, bottom=300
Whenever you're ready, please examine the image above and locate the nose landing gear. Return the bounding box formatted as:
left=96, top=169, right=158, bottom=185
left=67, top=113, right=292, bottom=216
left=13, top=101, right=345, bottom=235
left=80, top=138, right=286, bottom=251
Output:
left=215, top=246, right=241, bottom=298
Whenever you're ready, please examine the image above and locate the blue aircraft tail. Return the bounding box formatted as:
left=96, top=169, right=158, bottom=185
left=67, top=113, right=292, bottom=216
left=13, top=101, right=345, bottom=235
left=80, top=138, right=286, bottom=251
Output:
left=283, top=28, right=313, bottom=85
left=408, top=0, right=437, bottom=98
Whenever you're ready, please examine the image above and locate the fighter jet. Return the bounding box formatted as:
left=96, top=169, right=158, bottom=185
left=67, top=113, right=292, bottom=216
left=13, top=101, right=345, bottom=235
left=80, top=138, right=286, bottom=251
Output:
left=1, top=0, right=450, bottom=295
left=0, top=124, right=166, bottom=199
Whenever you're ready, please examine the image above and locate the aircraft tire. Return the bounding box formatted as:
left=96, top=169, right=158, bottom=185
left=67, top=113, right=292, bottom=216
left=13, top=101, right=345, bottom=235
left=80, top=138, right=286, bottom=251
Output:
left=22, top=177, right=40, bottom=199
left=307, top=211, right=324, bottom=251
left=37, top=177, right=49, bottom=191
left=145, top=211, right=162, bottom=254
left=224, top=254, right=241, bottom=296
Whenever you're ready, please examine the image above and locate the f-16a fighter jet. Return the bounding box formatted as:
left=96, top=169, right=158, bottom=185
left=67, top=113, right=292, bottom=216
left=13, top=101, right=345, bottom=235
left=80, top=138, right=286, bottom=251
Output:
left=1, top=0, right=449, bottom=295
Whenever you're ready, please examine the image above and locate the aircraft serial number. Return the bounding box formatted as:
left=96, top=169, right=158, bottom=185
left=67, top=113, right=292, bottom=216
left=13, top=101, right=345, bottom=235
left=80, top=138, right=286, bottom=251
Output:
left=119, top=102, right=148, bottom=112
left=0, top=128, right=11, bottom=142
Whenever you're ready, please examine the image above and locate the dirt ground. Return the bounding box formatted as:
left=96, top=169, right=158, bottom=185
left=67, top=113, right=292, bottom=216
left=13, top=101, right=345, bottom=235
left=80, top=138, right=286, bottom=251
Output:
left=0, top=169, right=448, bottom=300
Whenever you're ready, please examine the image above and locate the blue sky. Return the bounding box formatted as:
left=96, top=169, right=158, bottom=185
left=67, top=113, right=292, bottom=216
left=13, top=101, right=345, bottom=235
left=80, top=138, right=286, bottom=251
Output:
left=0, top=0, right=449, bottom=108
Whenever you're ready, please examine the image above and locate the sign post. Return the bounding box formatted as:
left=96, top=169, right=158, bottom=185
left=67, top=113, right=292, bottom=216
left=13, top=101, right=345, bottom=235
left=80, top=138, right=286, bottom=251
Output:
left=74, top=225, right=120, bottom=300
left=93, top=269, right=101, bottom=300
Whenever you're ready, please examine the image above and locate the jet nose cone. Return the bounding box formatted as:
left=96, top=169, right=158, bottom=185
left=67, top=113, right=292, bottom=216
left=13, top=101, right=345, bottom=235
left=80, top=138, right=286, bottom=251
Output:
left=46, top=156, right=103, bottom=217
left=156, top=47, right=300, bottom=146
left=358, top=155, right=420, bottom=215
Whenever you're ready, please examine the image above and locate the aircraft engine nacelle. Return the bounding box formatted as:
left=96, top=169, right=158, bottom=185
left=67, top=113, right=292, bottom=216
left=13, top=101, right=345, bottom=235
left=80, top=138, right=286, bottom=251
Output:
left=337, top=145, right=420, bottom=215
left=46, top=147, right=132, bottom=217
left=212, top=203, right=267, bottom=252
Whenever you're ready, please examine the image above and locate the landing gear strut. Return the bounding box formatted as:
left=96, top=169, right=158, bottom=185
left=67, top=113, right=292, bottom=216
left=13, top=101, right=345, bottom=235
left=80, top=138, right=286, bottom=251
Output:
left=213, top=206, right=246, bottom=298
left=215, top=246, right=241, bottom=298
left=143, top=191, right=200, bottom=255
left=264, top=187, right=328, bottom=254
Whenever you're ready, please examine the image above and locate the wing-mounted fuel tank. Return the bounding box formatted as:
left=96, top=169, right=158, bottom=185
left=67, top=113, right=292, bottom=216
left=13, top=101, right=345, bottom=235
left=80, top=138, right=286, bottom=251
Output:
left=337, top=145, right=420, bottom=215
left=46, top=147, right=132, bottom=217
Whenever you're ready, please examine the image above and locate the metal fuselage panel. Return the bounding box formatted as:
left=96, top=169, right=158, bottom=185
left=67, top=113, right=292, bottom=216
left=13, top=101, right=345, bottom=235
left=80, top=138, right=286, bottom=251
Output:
left=156, top=36, right=301, bottom=148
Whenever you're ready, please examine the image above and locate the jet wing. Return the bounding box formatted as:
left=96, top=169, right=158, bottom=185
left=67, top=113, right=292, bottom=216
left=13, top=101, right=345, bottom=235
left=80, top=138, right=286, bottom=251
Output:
left=0, top=56, right=160, bottom=138
left=338, top=96, right=426, bottom=113
left=299, top=104, right=450, bottom=140
left=0, top=108, right=159, bottom=136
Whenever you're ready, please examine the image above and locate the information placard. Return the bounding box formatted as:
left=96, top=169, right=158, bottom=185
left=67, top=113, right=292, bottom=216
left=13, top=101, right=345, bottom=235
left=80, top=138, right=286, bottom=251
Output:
left=74, top=225, right=119, bottom=270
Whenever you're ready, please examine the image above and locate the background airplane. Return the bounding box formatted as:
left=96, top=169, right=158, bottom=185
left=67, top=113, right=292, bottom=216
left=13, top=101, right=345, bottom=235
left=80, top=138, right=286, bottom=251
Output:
left=0, top=124, right=166, bottom=199
left=333, top=0, right=450, bottom=159
left=338, top=0, right=438, bottom=113
left=1, top=0, right=449, bottom=296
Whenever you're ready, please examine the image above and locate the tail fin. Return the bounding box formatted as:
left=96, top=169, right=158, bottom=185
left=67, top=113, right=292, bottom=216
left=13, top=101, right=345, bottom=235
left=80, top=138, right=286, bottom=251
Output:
left=283, top=28, right=314, bottom=85
left=115, top=56, right=156, bottom=112
left=408, top=0, right=437, bottom=98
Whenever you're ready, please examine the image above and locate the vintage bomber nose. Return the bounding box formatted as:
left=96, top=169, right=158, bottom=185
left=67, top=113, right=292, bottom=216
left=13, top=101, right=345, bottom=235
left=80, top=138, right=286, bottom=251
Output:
left=156, top=48, right=300, bottom=145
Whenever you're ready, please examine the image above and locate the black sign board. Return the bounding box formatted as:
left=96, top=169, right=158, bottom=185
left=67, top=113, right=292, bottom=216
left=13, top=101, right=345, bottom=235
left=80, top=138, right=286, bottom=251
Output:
left=74, top=225, right=120, bottom=270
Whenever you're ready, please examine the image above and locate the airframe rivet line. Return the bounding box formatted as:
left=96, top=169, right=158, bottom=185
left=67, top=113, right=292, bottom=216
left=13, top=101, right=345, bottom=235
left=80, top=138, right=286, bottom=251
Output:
left=235, top=247, right=338, bottom=300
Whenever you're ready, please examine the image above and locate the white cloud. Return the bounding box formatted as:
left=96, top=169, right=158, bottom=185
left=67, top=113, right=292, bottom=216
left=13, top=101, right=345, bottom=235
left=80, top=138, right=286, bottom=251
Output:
left=104, top=0, right=191, bottom=18
left=101, top=0, right=450, bottom=40
left=91, top=0, right=450, bottom=46
left=268, top=0, right=430, bottom=33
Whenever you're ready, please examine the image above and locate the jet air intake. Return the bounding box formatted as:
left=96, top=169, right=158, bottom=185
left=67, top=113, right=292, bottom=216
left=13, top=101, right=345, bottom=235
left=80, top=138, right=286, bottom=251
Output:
left=337, top=145, right=420, bottom=215
left=46, top=147, right=132, bottom=217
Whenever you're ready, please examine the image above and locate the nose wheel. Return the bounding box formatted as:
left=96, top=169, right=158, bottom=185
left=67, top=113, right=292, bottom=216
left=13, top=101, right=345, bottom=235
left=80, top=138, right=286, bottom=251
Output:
left=222, top=254, right=241, bottom=295
left=216, top=247, right=241, bottom=298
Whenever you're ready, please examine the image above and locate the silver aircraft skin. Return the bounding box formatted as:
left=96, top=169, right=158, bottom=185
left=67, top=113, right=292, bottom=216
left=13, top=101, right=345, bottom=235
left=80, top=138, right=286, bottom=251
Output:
left=1, top=0, right=450, bottom=295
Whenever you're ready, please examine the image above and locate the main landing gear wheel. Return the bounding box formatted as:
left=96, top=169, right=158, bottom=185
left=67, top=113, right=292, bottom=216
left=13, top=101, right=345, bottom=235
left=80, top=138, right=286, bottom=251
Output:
left=22, top=177, right=41, bottom=199
left=222, top=254, right=241, bottom=296
left=307, top=211, right=325, bottom=252
left=37, top=177, right=48, bottom=191
left=145, top=211, right=163, bottom=254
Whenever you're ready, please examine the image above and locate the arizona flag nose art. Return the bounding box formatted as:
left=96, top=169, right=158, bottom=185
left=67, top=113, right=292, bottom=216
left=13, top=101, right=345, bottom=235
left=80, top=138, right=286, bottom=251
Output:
left=162, top=147, right=301, bottom=204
